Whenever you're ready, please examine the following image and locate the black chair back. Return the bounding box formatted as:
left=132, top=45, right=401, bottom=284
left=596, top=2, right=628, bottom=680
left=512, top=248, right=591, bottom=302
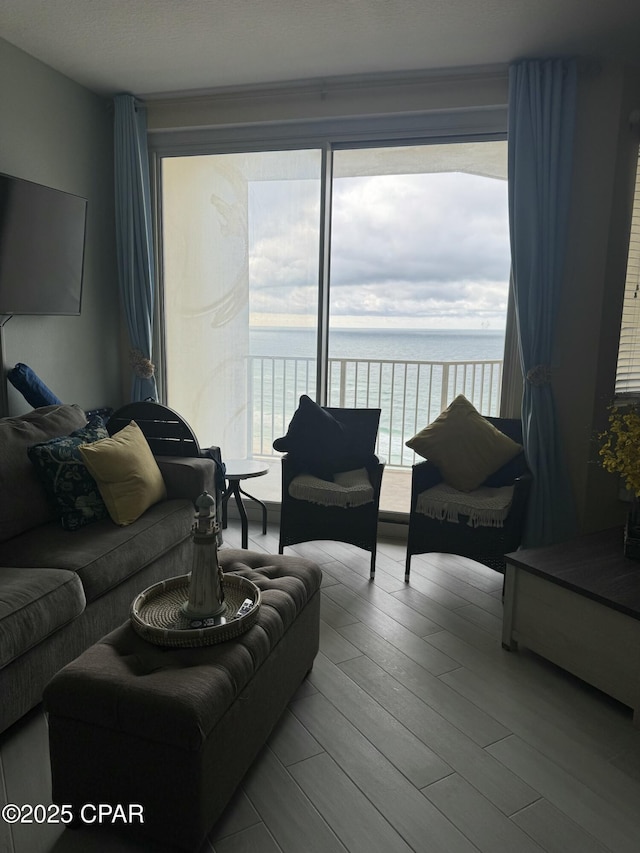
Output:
left=486, top=416, right=523, bottom=445
left=325, top=407, right=381, bottom=454
left=107, top=402, right=202, bottom=457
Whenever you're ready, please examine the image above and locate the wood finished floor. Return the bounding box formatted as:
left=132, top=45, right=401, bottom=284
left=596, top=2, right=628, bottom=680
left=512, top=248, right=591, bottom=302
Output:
left=2, top=518, right=640, bottom=853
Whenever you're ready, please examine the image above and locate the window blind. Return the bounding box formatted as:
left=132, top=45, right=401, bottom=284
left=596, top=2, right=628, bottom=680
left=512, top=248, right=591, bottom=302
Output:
left=615, top=153, right=640, bottom=396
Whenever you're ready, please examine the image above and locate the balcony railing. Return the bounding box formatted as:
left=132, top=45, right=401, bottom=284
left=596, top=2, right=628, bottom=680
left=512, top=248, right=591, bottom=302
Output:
left=249, top=356, right=503, bottom=469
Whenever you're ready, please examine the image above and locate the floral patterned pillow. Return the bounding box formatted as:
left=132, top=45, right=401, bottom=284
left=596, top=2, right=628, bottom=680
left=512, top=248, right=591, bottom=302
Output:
left=28, top=416, right=110, bottom=531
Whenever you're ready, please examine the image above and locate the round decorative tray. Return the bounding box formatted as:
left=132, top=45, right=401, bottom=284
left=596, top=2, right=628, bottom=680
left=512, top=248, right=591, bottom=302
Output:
left=130, top=573, right=261, bottom=647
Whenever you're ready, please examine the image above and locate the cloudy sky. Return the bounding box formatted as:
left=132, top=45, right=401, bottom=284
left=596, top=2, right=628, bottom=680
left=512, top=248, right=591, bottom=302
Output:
left=248, top=166, right=511, bottom=330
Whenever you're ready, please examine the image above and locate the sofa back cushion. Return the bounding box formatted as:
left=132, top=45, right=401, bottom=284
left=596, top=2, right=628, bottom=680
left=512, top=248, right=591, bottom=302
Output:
left=0, top=404, right=87, bottom=543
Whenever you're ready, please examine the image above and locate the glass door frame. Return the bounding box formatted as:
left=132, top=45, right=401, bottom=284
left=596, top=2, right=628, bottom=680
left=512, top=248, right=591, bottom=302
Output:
left=149, top=112, right=508, bottom=408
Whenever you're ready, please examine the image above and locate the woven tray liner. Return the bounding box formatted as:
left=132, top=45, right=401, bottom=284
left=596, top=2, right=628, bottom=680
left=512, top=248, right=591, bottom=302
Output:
left=130, top=574, right=261, bottom=647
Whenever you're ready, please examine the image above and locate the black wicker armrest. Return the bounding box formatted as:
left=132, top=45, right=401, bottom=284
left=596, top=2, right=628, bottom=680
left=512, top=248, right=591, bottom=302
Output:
left=280, top=452, right=302, bottom=486
left=364, top=456, right=385, bottom=492
left=510, top=470, right=533, bottom=509
left=411, top=459, right=443, bottom=498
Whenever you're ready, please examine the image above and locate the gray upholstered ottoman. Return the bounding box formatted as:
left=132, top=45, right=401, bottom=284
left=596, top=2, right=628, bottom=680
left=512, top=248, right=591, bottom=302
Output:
left=43, top=550, right=322, bottom=851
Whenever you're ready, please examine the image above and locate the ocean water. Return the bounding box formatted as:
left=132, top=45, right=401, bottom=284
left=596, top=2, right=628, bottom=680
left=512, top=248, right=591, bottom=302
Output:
left=250, top=327, right=505, bottom=363
left=249, top=327, right=506, bottom=465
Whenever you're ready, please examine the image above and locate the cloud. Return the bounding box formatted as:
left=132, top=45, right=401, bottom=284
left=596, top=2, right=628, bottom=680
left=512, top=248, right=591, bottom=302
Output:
left=331, top=172, right=509, bottom=286
left=248, top=168, right=510, bottom=326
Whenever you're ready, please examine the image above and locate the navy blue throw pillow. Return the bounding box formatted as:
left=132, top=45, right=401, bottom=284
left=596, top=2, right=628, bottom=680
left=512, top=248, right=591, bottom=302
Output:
left=8, top=363, right=62, bottom=408
left=273, top=395, right=347, bottom=480
left=27, top=417, right=110, bottom=530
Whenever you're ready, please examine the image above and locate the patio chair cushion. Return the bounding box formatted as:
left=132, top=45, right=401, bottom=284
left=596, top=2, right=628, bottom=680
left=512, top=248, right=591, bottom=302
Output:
left=416, top=482, right=515, bottom=527
left=406, top=395, right=522, bottom=492
left=289, top=467, right=374, bottom=508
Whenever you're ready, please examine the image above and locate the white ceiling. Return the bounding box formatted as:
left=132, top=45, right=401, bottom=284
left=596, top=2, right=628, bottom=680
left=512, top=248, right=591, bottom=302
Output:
left=1, top=0, right=639, bottom=98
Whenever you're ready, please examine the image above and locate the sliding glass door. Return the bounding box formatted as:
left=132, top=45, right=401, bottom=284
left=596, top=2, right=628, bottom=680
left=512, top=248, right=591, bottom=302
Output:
left=328, top=141, right=509, bottom=468
left=161, top=149, right=322, bottom=457
left=159, top=137, right=510, bottom=510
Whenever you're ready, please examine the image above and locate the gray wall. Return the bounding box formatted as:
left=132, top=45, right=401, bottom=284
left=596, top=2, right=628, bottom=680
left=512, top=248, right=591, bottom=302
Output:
left=0, top=38, right=121, bottom=416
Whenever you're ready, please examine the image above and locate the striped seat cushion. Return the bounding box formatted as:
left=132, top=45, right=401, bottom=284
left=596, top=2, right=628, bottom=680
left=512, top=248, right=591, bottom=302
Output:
left=416, top=482, right=514, bottom=527
left=289, top=468, right=374, bottom=508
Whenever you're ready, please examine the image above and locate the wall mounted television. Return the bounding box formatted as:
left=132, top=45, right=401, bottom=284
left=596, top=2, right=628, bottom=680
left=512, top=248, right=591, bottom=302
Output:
left=0, top=173, right=87, bottom=316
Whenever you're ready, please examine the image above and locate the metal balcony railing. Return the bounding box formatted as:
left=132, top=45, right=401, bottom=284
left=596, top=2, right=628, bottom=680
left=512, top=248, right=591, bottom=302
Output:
left=249, top=356, right=503, bottom=468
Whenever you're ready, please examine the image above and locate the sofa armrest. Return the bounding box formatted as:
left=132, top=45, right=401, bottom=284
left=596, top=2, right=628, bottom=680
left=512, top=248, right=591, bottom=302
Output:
left=156, top=456, right=217, bottom=504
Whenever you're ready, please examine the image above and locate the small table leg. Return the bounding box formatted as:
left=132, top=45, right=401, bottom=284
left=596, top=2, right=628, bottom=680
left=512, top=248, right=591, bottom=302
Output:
left=221, top=479, right=249, bottom=548
left=221, top=464, right=269, bottom=549
left=231, top=482, right=249, bottom=549
left=222, top=480, right=267, bottom=549
left=238, top=485, right=268, bottom=535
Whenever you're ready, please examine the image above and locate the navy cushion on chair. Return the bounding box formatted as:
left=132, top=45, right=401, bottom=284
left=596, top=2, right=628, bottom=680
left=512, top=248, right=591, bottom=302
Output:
left=273, top=395, right=348, bottom=480
left=8, top=363, right=62, bottom=408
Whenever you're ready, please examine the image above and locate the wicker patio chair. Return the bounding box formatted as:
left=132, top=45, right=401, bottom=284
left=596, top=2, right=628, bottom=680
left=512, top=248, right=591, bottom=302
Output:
left=404, top=416, right=532, bottom=581
left=277, top=406, right=384, bottom=579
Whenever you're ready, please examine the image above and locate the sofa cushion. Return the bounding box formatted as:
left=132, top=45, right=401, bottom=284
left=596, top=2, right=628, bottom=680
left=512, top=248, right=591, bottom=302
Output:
left=27, top=417, right=110, bottom=531
left=0, top=404, right=88, bottom=543
left=0, top=499, right=194, bottom=605
left=79, top=421, right=167, bottom=526
left=0, top=567, right=85, bottom=669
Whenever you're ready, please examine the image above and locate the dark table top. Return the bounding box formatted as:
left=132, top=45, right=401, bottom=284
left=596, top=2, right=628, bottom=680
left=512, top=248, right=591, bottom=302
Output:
left=223, top=459, right=270, bottom=481
left=505, top=526, right=640, bottom=621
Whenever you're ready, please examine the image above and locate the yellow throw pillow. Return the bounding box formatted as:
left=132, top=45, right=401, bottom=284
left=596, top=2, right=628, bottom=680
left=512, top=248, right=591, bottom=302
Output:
left=78, top=420, right=167, bottom=525
left=405, top=395, right=523, bottom=492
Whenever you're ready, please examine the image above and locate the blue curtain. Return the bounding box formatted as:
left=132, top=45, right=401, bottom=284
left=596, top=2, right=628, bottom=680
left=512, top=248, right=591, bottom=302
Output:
left=114, top=94, right=158, bottom=402
left=508, top=58, right=577, bottom=547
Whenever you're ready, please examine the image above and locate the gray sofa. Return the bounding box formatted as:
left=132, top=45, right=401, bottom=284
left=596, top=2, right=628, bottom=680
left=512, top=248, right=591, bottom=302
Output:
left=0, top=403, right=218, bottom=735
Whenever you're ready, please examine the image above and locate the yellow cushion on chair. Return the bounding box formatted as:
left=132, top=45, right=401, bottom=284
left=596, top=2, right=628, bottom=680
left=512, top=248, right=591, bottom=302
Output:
left=405, top=395, right=522, bottom=492
left=79, top=420, right=166, bottom=525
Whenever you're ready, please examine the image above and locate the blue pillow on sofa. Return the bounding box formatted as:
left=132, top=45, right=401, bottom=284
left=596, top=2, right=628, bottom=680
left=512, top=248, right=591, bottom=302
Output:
left=27, top=417, right=110, bottom=531
left=8, top=363, right=62, bottom=408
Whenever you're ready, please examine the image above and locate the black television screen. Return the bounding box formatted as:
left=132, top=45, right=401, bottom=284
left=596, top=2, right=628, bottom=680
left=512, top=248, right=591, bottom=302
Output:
left=0, top=173, right=87, bottom=315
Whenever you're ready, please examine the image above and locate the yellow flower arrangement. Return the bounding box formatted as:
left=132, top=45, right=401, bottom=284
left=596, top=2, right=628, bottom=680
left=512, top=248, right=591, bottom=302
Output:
left=599, top=405, right=640, bottom=497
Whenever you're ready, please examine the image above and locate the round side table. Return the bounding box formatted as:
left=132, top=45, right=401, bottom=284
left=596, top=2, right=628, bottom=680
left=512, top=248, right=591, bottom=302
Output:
left=221, top=459, right=270, bottom=549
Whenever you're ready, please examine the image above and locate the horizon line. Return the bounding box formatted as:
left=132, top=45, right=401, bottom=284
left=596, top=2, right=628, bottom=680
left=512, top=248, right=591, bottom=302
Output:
left=249, top=325, right=506, bottom=332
